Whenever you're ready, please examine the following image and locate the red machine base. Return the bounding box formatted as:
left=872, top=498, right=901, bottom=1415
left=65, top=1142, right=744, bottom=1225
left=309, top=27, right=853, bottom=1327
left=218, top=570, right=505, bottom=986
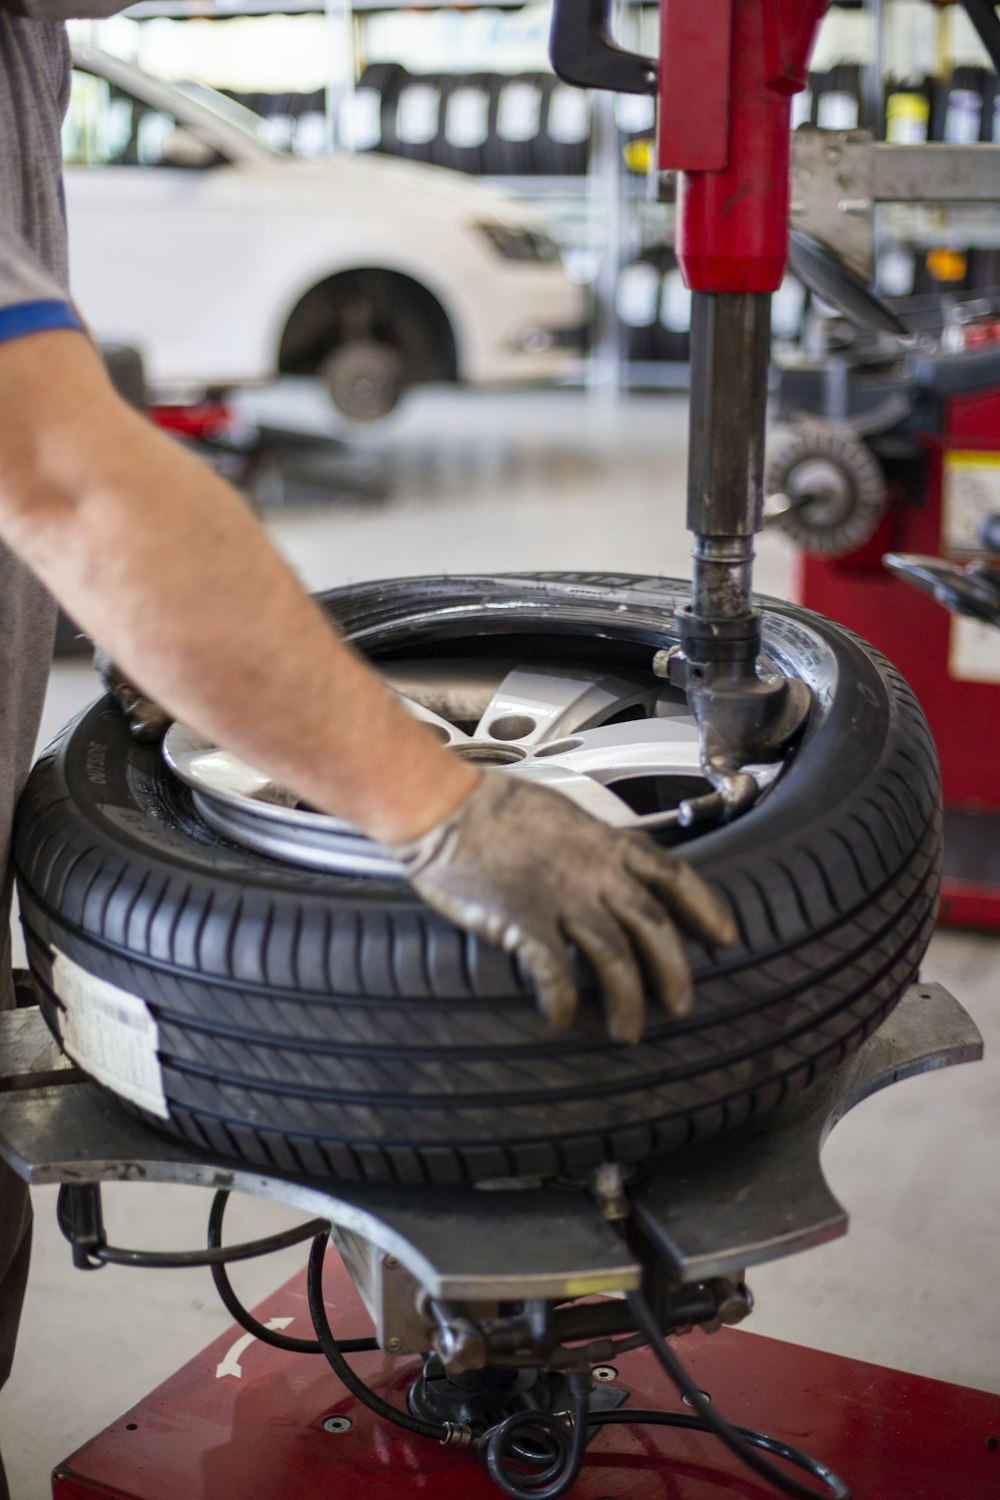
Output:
left=52, top=1258, right=1000, bottom=1500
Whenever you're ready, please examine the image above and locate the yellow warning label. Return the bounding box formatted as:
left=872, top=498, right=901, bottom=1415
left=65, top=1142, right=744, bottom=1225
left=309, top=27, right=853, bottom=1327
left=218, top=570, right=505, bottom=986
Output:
left=942, top=450, right=1000, bottom=554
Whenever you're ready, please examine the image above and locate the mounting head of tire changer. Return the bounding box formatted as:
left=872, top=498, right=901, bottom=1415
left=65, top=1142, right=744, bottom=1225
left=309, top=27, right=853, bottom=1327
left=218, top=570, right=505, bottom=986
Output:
left=654, top=292, right=813, bottom=813
left=552, top=1, right=826, bottom=809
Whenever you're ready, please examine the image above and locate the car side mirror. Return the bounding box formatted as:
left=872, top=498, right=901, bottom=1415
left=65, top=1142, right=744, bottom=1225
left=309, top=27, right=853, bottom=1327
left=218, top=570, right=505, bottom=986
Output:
left=160, top=128, right=221, bottom=170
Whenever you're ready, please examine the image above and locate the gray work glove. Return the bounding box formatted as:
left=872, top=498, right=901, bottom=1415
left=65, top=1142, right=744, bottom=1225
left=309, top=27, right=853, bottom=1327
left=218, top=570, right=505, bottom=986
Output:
left=94, top=647, right=172, bottom=743
left=394, top=773, right=737, bottom=1045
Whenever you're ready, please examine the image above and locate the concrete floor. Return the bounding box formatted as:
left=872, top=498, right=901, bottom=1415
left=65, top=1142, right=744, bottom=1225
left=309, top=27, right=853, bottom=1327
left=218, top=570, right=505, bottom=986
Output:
left=3, top=385, right=999, bottom=1497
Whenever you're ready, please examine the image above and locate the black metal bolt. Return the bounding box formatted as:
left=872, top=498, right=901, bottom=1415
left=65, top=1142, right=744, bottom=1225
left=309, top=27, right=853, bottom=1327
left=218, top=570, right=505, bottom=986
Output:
left=986, top=1434, right=998, bottom=1451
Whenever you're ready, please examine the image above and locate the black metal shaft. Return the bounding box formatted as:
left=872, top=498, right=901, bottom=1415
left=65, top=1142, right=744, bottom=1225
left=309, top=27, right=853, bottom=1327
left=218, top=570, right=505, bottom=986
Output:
left=686, top=291, right=772, bottom=627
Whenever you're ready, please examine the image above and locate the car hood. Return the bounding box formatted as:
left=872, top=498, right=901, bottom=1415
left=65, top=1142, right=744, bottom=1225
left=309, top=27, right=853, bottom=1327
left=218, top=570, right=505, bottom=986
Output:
left=245, top=150, right=552, bottom=231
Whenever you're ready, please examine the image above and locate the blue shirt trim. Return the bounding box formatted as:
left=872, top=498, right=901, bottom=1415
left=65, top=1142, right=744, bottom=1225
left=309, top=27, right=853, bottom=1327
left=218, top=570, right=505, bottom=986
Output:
left=0, top=300, right=83, bottom=345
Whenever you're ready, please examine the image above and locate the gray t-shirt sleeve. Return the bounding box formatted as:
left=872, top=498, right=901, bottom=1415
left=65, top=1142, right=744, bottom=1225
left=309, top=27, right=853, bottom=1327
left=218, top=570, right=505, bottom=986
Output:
left=0, top=222, right=82, bottom=343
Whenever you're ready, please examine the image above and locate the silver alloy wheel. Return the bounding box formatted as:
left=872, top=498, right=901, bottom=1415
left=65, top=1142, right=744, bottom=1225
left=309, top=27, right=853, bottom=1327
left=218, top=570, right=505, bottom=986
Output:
left=163, top=657, right=783, bottom=877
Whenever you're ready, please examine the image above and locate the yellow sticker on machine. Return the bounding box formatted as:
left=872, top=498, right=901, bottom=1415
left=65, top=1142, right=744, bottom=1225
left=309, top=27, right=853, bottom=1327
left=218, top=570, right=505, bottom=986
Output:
left=942, top=450, right=1000, bottom=555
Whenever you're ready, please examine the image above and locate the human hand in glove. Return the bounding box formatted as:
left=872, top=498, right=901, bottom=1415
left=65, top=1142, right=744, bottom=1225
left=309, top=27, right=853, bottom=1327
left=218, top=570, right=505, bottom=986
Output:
left=393, top=773, right=737, bottom=1045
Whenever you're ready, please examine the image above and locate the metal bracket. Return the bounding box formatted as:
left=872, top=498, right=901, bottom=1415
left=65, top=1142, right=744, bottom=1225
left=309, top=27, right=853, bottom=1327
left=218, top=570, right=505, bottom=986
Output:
left=790, top=129, right=1000, bottom=284
left=632, top=982, right=982, bottom=1282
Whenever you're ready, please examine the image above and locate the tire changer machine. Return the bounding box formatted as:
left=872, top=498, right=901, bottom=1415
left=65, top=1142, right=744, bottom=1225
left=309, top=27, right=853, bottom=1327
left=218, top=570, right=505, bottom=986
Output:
left=765, top=0, right=1000, bottom=931
left=1, top=4, right=998, bottom=1499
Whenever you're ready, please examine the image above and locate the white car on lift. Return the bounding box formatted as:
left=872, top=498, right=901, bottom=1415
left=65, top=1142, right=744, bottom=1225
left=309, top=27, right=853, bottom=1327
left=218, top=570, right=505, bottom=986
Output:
left=64, top=47, right=586, bottom=420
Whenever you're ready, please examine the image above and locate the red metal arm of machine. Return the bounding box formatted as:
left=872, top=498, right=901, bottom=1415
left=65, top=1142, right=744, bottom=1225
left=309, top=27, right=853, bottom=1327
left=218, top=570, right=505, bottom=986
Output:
left=551, top=0, right=828, bottom=805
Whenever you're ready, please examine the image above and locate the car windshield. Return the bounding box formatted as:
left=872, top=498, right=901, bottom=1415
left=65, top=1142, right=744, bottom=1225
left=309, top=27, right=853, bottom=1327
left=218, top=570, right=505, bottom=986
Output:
left=172, top=80, right=287, bottom=154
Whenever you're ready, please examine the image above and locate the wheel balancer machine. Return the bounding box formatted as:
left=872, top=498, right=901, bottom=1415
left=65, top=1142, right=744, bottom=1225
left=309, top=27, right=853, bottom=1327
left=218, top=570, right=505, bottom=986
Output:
left=2, top=5, right=996, bottom=1500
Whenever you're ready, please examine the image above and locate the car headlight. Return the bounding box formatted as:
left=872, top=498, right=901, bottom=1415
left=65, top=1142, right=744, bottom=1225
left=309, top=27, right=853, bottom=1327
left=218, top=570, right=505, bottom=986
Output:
left=476, top=220, right=561, bottom=263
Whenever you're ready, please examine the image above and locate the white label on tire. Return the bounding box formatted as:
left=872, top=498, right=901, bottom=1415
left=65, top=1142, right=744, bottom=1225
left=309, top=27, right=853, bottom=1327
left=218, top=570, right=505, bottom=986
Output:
left=397, top=84, right=440, bottom=145
left=294, top=112, right=328, bottom=159
left=497, top=82, right=541, bottom=143
left=445, top=88, right=489, bottom=148
left=771, top=274, right=805, bottom=339
left=615, top=94, right=655, bottom=134
left=340, top=88, right=381, bottom=151
left=617, top=261, right=659, bottom=326
left=547, top=86, right=590, bottom=145
left=877, top=247, right=916, bottom=298
left=53, top=950, right=168, bottom=1119
left=949, top=615, right=1000, bottom=683
left=660, top=269, right=692, bottom=333
left=816, top=91, right=858, bottom=130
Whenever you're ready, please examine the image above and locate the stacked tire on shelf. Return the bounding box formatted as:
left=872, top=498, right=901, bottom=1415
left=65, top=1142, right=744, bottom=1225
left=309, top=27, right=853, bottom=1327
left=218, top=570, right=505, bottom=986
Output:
left=617, top=248, right=691, bottom=366
left=357, top=65, right=592, bottom=176
left=224, top=60, right=1000, bottom=374
left=229, top=67, right=593, bottom=175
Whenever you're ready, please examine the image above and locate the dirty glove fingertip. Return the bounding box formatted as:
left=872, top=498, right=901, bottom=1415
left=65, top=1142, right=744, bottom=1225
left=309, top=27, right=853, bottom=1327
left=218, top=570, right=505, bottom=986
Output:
left=608, top=1011, right=645, bottom=1046
left=661, top=974, right=694, bottom=1020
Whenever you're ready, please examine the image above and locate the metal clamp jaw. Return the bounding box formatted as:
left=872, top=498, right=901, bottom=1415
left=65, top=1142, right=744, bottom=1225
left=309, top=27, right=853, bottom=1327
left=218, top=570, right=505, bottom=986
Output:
left=654, top=609, right=812, bottom=820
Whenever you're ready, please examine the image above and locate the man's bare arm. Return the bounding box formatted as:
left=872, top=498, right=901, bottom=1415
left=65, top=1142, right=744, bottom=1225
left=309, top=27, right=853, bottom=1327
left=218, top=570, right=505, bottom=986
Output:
left=0, top=329, right=479, bottom=844
left=0, top=327, right=736, bottom=1040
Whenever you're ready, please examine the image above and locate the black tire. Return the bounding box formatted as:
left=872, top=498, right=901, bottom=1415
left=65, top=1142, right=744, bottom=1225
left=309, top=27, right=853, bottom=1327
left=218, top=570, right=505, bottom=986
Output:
left=656, top=251, right=692, bottom=363
left=491, top=73, right=547, bottom=176
left=617, top=248, right=671, bottom=363
left=14, top=574, right=941, bottom=1187
left=435, top=74, right=493, bottom=174
left=357, top=62, right=408, bottom=156
left=540, top=79, right=591, bottom=175
left=392, top=72, right=444, bottom=164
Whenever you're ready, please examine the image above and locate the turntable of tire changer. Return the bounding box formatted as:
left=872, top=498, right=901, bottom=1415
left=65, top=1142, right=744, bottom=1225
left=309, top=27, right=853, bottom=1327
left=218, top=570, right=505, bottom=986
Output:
left=0, top=976, right=983, bottom=1500
left=1, top=561, right=986, bottom=1500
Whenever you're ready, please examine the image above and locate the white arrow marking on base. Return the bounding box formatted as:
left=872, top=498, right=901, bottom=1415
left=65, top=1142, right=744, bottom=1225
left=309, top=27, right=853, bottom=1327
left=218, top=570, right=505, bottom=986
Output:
left=216, top=1317, right=295, bottom=1380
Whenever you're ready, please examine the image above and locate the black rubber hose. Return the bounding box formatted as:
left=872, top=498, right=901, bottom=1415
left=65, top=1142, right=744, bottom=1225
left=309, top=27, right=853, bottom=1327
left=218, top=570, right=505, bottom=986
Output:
left=590, top=1411, right=851, bottom=1494
left=56, top=1185, right=330, bottom=1270
left=306, top=1231, right=446, bottom=1441
left=625, top=1291, right=850, bottom=1500
left=207, top=1191, right=377, bottom=1355
left=479, top=1372, right=590, bottom=1500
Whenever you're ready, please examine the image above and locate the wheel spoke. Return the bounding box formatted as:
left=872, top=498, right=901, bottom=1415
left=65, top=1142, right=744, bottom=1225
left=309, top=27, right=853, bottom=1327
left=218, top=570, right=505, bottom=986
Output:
left=471, top=667, right=659, bottom=746
left=507, top=760, right=645, bottom=825
left=394, top=692, right=472, bottom=747
left=526, top=715, right=702, bottom=784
